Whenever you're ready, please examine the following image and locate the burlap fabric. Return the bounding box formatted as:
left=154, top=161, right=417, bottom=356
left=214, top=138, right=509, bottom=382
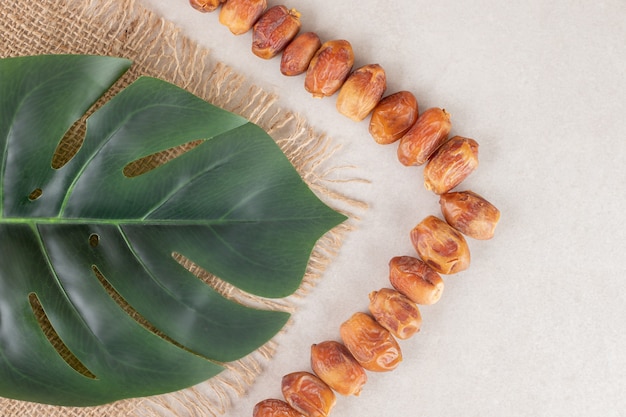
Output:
left=0, top=0, right=363, bottom=415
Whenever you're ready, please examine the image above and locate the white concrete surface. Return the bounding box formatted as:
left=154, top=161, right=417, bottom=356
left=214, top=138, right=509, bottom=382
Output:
left=139, top=1, right=626, bottom=416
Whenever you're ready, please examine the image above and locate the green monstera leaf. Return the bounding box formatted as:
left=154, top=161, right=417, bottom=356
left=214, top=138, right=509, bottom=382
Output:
left=0, top=55, right=346, bottom=406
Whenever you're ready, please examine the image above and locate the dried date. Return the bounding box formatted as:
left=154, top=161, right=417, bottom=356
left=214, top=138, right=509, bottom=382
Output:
left=410, top=216, right=470, bottom=274
left=310, top=341, right=367, bottom=396
left=440, top=190, right=500, bottom=239
left=368, top=288, right=422, bottom=339
left=252, top=5, right=301, bottom=59
left=336, top=64, right=387, bottom=121
left=340, top=312, right=402, bottom=372
left=369, top=91, right=419, bottom=144
left=304, top=40, right=354, bottom=98
left=282, top=371, right=336, bottom=417
left=280, top=32, right=322, bottom=76
left=253, top=398, right=304, bottom=417
left=424, top=136, right=479, bottom=194
left=397, top=107, right=451, bottom=166
left=219, top=0, right=267, bottom=35
left=388, top=256, right=444, bottom=305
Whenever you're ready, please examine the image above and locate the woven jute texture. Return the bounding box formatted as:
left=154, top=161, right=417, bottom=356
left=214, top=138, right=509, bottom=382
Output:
left=0, top=0, right=364, bottom=415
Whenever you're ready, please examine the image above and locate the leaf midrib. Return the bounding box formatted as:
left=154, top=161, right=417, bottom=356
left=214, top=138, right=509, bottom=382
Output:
left=0, top=215, right=337, bottom=226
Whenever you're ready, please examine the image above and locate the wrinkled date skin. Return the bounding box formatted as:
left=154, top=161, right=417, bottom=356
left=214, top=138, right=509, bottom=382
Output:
left=253, top=398, right=305, bottom=417
left=280, top=32, right=322, bottom=76
left=368, top=288, right=422, bottom=339
left=310, top=341, right=367, bottom=396
left=340, top=312, right=402, bottom=372
left=410, top=216, right=470, bottom=274
left=252, top=5, right=302, bottom=59
left=397, top=107, right=451, bottom=166
left=336, top=64, right=387, bottom=121
left=440, top=190, right=500, bottom=240
left=219, top=0, right=267, bottom=35
left=424, top=136, right=479, bottom=194
left=304, top=40, right=354, bottom=98
left=369, top=91, right=419, bottom=144
left=282, top=371, right=336, bottom=417
left=189, top=0, right=225, bottom=13
left=388, top=255, right=444, bottom=305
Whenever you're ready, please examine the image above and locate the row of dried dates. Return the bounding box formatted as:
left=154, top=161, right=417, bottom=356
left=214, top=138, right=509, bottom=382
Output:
left=189, top=1, right=502, bottom=416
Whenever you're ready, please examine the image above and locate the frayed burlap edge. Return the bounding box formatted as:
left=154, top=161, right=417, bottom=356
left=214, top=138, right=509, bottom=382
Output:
left=0, top=0, right=367, bottom=416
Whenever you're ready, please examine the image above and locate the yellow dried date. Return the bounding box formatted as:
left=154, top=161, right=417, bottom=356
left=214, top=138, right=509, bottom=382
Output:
left=368, top=288, right=422, bottom=339
left=388, top=256, right=444, bottom=305
left=336, top=64, right=387, bottom=121
left=304, top=40, right=354, bottom=98
left=189, top=0, right=225, bottom=13
left=282, top=371, right=336, bottom=417
left=440, top=190, right=500, bottom=240
left=219, top=0, right=267, bottom=35
left=397, top=107, right=451, bottom=166
left=410, top=215, right=470, bottom=274
left=340, top=312, right=402, bottom=372
left=424, top=136, right=479, bottom=194
left=252, top=5, right=301, bottom=59
left=280, top=32, right=322, bottom=76
left=310, top=341, right=367, bottom=396
left=253, top=398, right=305, bottom=417
left=369, top=91, right=419, bottom=144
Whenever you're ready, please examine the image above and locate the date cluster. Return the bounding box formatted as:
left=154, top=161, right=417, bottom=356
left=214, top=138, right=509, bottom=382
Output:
left=189, top=1, right=502, bottom=416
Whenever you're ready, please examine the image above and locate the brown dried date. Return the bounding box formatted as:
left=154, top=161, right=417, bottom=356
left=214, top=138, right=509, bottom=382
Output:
left=424, top=136, right=479, bottom=194
left=368, top=288, right=422, bottom=339
left=282, top=371, right=336, bottom=417
left=369, top=91, right=419, bottom=144
left=280, top=32, right=322, bottom=76
left=189, top=0, right=225, bottom=13
left=253, top=398, right=304, bottom=417
left=340, top=312, right=402, bottom=372
left=252, top=5, right=302, bottom=59
left=410, top=215, right=470, bottom=274
left=440, top=191, right=500, bottom=240
left=310, top=341, right=367, bottom=396
left=397, top=107, right=451, bottom=166
left=219, top=0, right=267, bottom=35
left=336, top=64, right=387, bottom=121
left=304, top=40, right=354, bottom=98
left=388, top=256, right=444, bottom=305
